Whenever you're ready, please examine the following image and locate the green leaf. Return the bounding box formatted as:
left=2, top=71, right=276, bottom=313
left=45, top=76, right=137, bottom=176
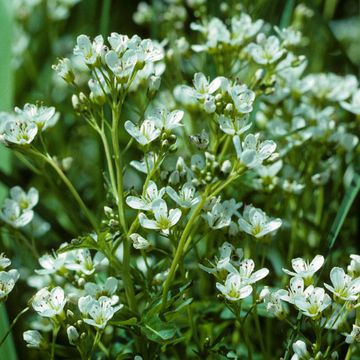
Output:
left=142, top=317, right=177, bottom=343
left=325, top=173, right=360, bottom=253
left=109, top=317, right=138, bottom=327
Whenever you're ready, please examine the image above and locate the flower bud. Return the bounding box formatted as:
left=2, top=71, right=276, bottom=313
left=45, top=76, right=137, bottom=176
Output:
left=23, top=330, right=46, bottom=349
left=67, top=326, right=79, bottom=345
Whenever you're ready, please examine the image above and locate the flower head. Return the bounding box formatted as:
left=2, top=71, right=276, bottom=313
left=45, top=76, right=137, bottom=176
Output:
left=125, top=119, right=161, bottom=146
left=216, top=273, right=253, bottom=301
left=139, top=199, right=181, bottom=235
left=78, top=295, right=122, bottom=329
left=32, top=287, right=66, bottom=318
left=283, top=255, right=324, bottom=285
left=233, top=134, right=277, bottom=169
left=166, top=182, right=199, bottom=208
left=15, top=103, right=58, bottom=131
left=126, top=181, right=165, bottom=211
left=0, top=269, right=20, bottom=300
left=324, top=267, right=360, bottom=301
left=294, top=285, right=331, bottom=318
left=238, top=205, right=282, bottom=238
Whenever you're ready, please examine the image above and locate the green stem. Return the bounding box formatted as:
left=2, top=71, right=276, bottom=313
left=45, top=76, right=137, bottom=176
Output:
left=160, top=195, right=207, bottom=312
left=98, top=124, right=118, bottom=203
left=111, top=104, right=137, bottom=314
left=344, top=344, right=353, bottom=360
left=50, top=324, right=60, bottom=360
left=44, top=154, right=98, bottom=231
left=27, top=149, right=98, bottom=231
left=0, top=307, right=29, bottom=347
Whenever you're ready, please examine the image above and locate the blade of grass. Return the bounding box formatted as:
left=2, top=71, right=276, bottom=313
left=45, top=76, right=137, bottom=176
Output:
left=325, top=173, right=360, bottom=255
left=0, top=1, right=17, bottom=358
left=318, top=172, right=360, bottom=280
left=279, top=0, right=295, bottom=28
left=100, top=0, right=111, bottom=36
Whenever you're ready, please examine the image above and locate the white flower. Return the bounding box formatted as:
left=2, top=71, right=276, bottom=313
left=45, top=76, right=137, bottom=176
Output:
left=9, top=186, right=39, bottom=211
left=23, top=330, right=45, bottom=349
left=108, top=32, right=129, bottom=54
left=230, top=14, right=263, bottom=45
left=191, top=18, right=231, bottom=52
left=294, top=285, right=331, bottom=318
left=0, top=269, right=20, bottom=300
left=348, top=254, right=360, bottom=277
left=125, top=119, right=161, bottom=146
left=0, top=254, right=11, bottom=270
left=32, top=287, right=66, bottom=318
left=229, top=259, right=269, bottom=285
left=247, top=35, right=285, bottom=65
left=130, top=152, right=158, bottom=174
left=84, top=277, right=119, bottom=304
left=261, top=287, right=288, bottom=319
left=64, top=250, right=107, bottom=275
left=280, top=277, right=306, bottom=304
left=192, top=73, right=224, bottom=98
left=216, top=273, right=253, bottom=301
left=35, top=247, right=70, bottom=275
left=52, top=58, right=74, bottom=83
left=78, top=295, right=123, bottom=329
left=283, top=255, right=324, bottom=285
left=218, top=115, right=252, bottom=136
left=129, top=233, right=150, bottom=250
left=203, top=202, right=232, bottom=230
left=275, top=26, right=302, bottom=47
left=238, top=205, right=282, bottom=238
left=126, top=181, right=165, bottom=211
left=74, top=34, right=105, bottom=65
left=199, top=242, right=243, bottom=275
left=148, top=109, right=184, bottom=131
left=0, top=199, right=34, bottom=228
left=139, top=199, right=181, bottom=235
left=227, top=85, right=256, bottom=114
left=166, top=182, right=199, bottom=208
left=15, top=103, right=58, bottom=131
left=233, top=134, right=277, bottom=169
left=216, top=257, right=268, bottom=301
left=324, top=267, right=360, bottom=301
left=345, top=324, right=360, bottom=344
left=291, top=340, right=312, bottom=360
left=2, top=118, right=38, bottom=145
left=341, top=89, right=360, bottom=115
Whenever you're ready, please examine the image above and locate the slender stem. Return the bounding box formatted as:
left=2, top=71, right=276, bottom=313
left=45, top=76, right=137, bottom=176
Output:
left=0, top=306, right=29, bottom=347
left=160, top=195, right=207, bottom=312
left=98, top=124, right=118, bottom=202
left=45, top=154, right=98, bottom=231
left=111, top=104, right=137, bottom=314
left=50, top=324, right=60, bottom=360
left=27, top=148, right=98, bottom=231
left=344, top=344, right=353, bottom=360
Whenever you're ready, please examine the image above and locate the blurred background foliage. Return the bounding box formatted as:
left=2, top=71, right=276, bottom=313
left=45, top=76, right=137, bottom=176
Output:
left=0, top=0, right=359, bottom=358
